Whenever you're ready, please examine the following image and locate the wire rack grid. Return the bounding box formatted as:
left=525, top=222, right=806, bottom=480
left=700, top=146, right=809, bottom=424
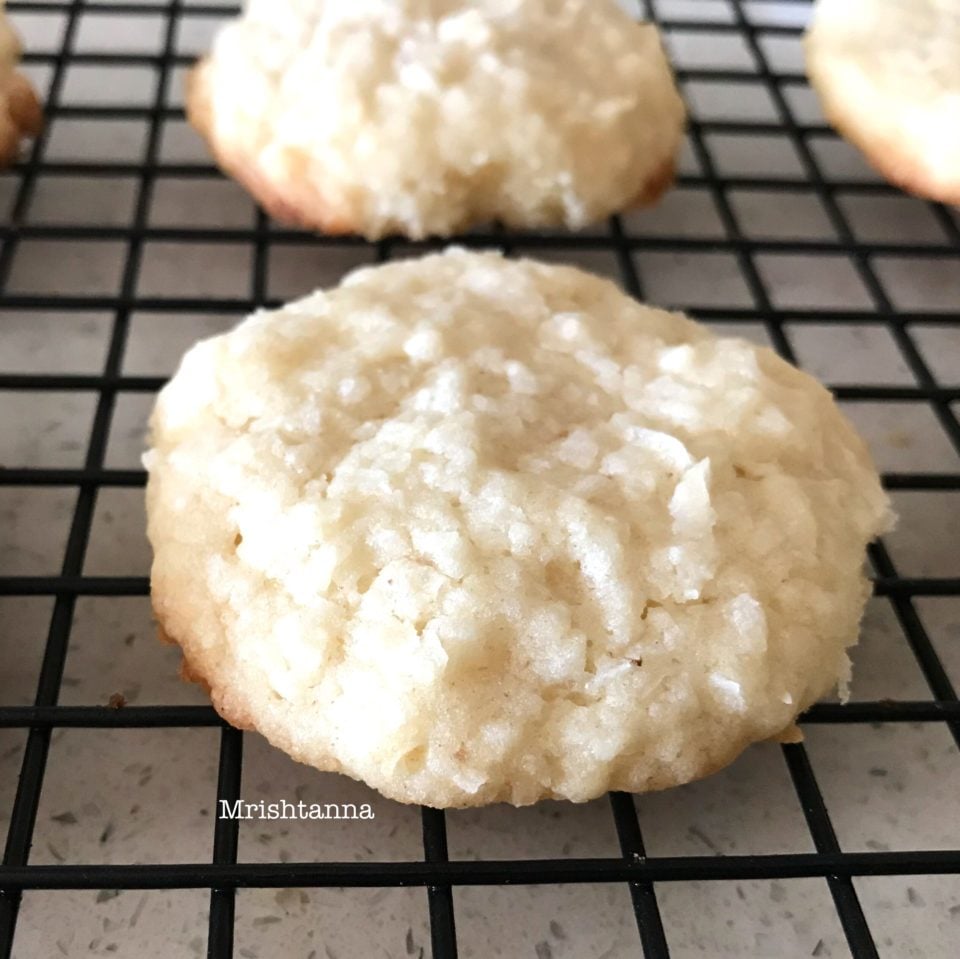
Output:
left=0, top=0, right=958, bottom=957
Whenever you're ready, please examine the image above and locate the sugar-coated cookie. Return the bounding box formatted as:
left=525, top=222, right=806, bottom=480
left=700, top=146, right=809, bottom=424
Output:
left=146, top=249, right=892, bottom=808
left=0, top=3, right=42, bottom=165
left=805, top=0, right=960, bottom=205
left=187, top=0, right=686, bottom=238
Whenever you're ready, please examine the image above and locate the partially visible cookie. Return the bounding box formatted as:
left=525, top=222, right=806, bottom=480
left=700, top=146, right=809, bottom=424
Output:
left=187, top=0, right=686, bottom=239
left=0, top=3, right=41, bottom=166
left=145, top=248, right=892, bottom=808
left=805, top=0, right=960, bottom=205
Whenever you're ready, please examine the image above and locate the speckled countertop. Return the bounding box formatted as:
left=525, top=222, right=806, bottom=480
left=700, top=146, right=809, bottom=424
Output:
left=1, top=1, right=960, bottom=957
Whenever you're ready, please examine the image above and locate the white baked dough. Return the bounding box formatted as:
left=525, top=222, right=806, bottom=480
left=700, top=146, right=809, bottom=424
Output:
left=146, top=249, right=892, bottom=807
left=187, top=0, right=686, bottom=238
left=0, top=1, right=41, bottom=165
left=805, top=0, right=960, bottom=205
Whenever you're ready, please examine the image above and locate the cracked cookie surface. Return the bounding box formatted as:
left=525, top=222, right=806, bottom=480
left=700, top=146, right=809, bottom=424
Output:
left=145, top=249, right=891, bottom=807
left=188, top=0, right=685, bottom=238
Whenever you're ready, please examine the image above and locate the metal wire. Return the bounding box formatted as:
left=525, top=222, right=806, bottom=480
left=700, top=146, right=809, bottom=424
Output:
left=1, top=1, right=959, bottom=957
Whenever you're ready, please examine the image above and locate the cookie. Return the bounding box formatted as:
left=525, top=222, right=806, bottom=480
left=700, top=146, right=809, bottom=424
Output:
left=145, top=249, right=892, bottom=808
left=186, top=0, right=686, bottom=239
left=0, top=4, right=42, bottom=166
left=805, top=0, right=960, bottom=205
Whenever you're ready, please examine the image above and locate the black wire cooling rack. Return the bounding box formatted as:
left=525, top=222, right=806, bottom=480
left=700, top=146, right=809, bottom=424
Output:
left=0, top=1, right=959, bottom=957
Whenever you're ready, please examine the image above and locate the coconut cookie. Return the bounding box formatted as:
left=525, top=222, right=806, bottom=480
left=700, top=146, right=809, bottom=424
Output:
left=145, top=249, right=891, bottom=808
left=805, top=0, right=960, bottom=205
left=0, top=3, right=42, bottom=165
left=186, top=0, right=686, bottom=239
